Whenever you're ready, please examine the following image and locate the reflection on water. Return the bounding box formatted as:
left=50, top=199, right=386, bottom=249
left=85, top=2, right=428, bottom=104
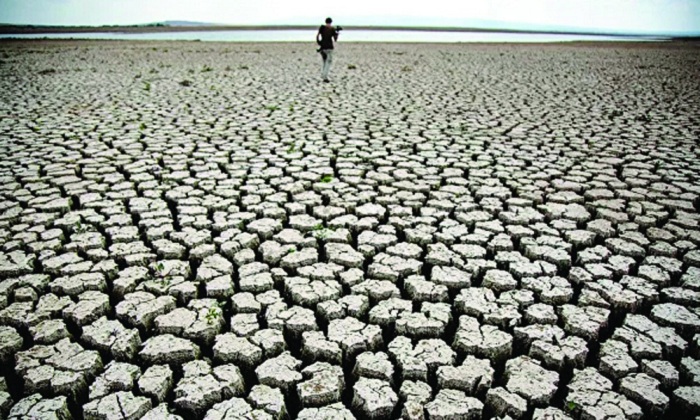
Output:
left=0, top=30, right=662, bottom=43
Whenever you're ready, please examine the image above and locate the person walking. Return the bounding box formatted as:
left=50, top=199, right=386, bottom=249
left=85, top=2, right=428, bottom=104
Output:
left=316, top=17, right=339, bottom=83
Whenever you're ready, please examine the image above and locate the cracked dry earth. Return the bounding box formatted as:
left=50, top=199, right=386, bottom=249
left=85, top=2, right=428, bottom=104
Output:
left=0, top=39, right=699, bottom=420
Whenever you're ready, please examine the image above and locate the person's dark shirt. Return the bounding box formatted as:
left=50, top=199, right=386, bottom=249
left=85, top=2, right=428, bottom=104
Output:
left=318, top=25, right=338, bottom=50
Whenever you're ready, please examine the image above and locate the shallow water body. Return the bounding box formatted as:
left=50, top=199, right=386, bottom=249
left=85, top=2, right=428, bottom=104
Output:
left=0, top=29, right=663, bottom=43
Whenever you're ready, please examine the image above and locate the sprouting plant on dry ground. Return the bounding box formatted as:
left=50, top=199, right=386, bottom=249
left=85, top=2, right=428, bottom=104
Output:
left=311, top=224, right=335, bottom=240
left=156, top=263, right=170, bottom=287
left=205, top=301, right=226, bottom=325
left=154, top=262, right=165, bottom=276
left=143, top=262, right=170, bottom=288
left=74, top=221, right=94, bottom=234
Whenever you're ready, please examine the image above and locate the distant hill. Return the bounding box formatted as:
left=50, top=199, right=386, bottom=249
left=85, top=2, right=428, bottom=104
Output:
left=130, top=21, right=216, bottom=27
left=160, top=21, right=216, bottom=27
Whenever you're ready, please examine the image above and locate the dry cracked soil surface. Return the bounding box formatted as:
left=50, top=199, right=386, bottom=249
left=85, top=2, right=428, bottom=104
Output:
left=0, top=39, right=699, bottom=420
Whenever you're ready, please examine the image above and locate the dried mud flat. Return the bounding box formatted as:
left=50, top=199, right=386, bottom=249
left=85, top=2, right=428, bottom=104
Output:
left=0, top=40, right=699, bottom=419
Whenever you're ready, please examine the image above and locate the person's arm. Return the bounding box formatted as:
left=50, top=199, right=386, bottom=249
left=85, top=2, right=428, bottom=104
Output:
left=333, top=28, right=339, bottom=42
left=316, top=27, right=323, bottom=45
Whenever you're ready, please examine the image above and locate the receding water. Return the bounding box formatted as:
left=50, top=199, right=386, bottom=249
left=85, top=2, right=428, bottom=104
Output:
left=0, top=29, right=662, bottom=43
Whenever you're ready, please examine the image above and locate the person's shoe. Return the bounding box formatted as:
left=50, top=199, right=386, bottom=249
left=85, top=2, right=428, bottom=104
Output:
left=323, top=78, right=330, bottom=83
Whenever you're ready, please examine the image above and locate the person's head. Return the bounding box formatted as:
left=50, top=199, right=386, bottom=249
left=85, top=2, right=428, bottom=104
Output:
left=325, top=17, right=332, bottom=27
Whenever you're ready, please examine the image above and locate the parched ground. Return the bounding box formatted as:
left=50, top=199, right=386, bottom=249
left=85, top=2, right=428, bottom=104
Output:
left=0, top=39, right=699, bottom=420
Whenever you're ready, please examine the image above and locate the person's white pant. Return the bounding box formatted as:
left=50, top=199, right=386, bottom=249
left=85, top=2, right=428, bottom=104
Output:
left=321, top=49, right=334, bottom=79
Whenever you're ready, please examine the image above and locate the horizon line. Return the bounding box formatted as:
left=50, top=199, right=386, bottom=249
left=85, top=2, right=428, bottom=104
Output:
left=0, top=22, right=696, bottom=38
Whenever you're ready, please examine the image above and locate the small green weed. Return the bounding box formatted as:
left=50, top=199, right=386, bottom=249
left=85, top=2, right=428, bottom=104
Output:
left=202, top=65, right=213, bottom=72
left=155, top=277, right=170, bottom=288
left=320, top=174, right=333, bottom=183
left=566, top=401, right=577, bottom=412
left=316, top=230, right=331, bottom=240
left=205, top=301, right=226, bottom=325
left=179, top=79, right=192, bottom=87
left=265, top=105, right=279, bottom=112
left=143, top=81, right=151, bottom=91
left=154, top=262, right=165, bottom=275
left=348, top=64, right=357, bottom=70
left=151, top=262, right=170, bottom=287
left=311, top=224, right=334, bottom=240
left=74, top=221, right=93, bottom=233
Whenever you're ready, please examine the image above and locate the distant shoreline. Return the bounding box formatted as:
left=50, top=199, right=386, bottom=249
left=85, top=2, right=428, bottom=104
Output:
left=0, top=24, right=671, bottom=39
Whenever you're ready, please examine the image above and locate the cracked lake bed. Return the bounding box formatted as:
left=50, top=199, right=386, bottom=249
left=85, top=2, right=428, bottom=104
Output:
left=0, top=40, right=699, bottom=419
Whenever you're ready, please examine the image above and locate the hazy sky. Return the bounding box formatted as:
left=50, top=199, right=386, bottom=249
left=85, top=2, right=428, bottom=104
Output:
left=1, top=0, right=698, bottom=34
